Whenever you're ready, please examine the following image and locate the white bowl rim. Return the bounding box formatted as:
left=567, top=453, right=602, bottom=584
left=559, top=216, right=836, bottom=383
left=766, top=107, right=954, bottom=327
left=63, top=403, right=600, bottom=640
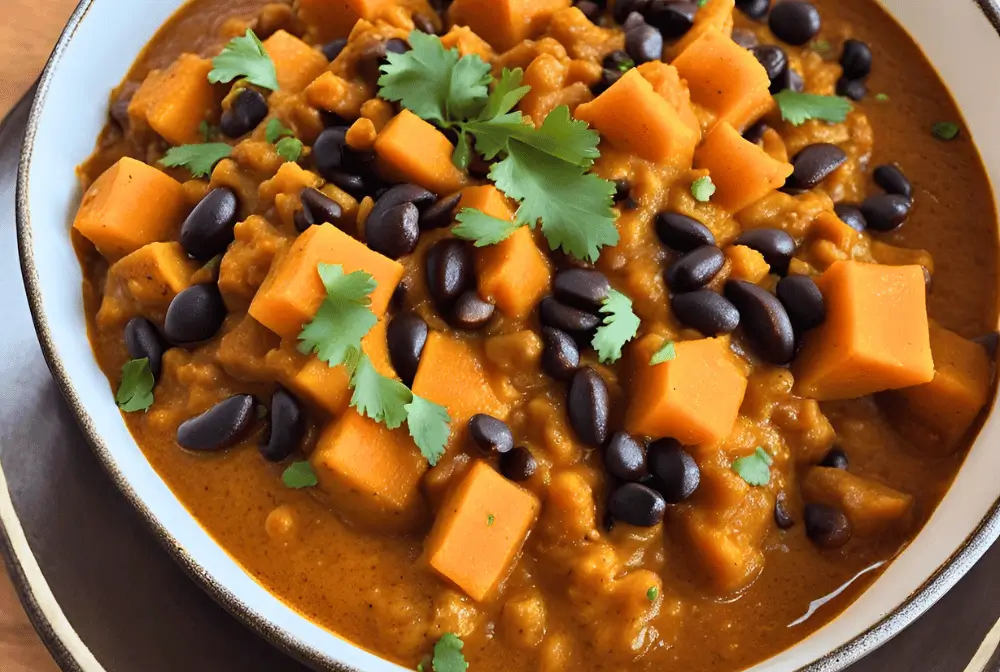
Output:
left=13, top=0, right=1000, bottom=671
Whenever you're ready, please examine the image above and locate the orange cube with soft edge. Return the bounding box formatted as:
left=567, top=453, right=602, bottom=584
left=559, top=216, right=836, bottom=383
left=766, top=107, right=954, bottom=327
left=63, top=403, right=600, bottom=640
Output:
left=673, top=28, right=774, bottom=133
left=425, top=460, right=540, bottom=601
left=108, top=242, right=199, bottom=308
left=249, top=223, right=403, bottom=338
left=574, top=68, right=699, bottom=166
left=449, top=0, right=571, bottom=52
left=636, top=61, right=700, bottom=136
left=374, top=110, right=470, bottom=195
left=127, top=54, right=216, bottom=146
left=694, top=122, right=793, bottom=212
left=73, top=157, right=186, bottom=259
left=262, top=30, right=329, bottom=93
left=667, top=0, right=735, bottom=59
left=626, top=335, right=748, bottom=445
left=793, top=261, right=934, bottom=401
left=297, top=0, right=388, bottom=42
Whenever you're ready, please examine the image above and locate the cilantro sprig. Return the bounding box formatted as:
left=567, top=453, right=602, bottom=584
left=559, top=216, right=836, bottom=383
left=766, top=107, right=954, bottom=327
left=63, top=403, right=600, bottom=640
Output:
left=427, top=634, right=468, bottom=672
left=160, top=143, right=233, bottom=178
left=266, top=119, right=304, bottom=162
left=774, top=90, right=852, bottom=126
left=298, top=264, right=379, bottom=365
left=209, top=29, right=279, bottom=91
left=116, top=358, right=155, bottom=412
left=282, top=461, right=318, bottom=489
left=649, top=340, right=676, bottom=365
left=732, top=447, right=774, bottom=487
left=691, top=176, right=716, bottom=203
left=592, top=289, right=640, bottom=364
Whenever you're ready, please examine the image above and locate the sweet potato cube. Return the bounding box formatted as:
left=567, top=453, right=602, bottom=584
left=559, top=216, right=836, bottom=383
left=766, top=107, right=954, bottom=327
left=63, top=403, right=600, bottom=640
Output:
left=575, top=69, right=699, bottom=166
left=297, top=0, right=389, bottom=42
left=262, top=30, right=329, bottom=93
left=626, top=335, right=747, bottom=445
left=667, top=0, right=735, bottom=59
left=73, top=157, right=187, bottom=259
left=673, top=28, right=773, bottom=133
left=694, top=122, right=793, bottom=212
left=802, top=467, right=913, bottom=537
left=375, top=110, right=470, bottom=195
left=312, top=409, right=428, bottom=532
left=127, top=54, right=216, bottom=146
left=636, top=61, right=700, bottom=136
left=425, top=461, right=540, bottom=601
left=108, top=242, right=199, bottom=309
left=725, top=245, right=770, bottom=283
left=249, top=223, right=403, bottom=338
left=440, top=25, right=495, bottom=61
left=793, top=261, right=934, bottom=401
left=449, top=0, right=571, bottom=52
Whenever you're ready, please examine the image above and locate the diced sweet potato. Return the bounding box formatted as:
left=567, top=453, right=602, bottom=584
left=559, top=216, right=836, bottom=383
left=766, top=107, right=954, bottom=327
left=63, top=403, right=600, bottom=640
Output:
left=127, top=54, right=216, bottom=146
left=636, top=61, right=700, bottom=136
left=439, top=25, right=496, bottom=61
left=249, top=224, right=404, bottom=338
left=258, top=162, right=323, bottom=206
left=218, top=216, right=289, bottom=310
left=802, top=467, right=913, bottom=537
left=73, top=157, right=186, bottom=259
left=216, top=315, right=282, bottom=382
left=297, top=0, right=389, bottom=43
left=725, top=245, right=770, bottom=283
left=794, top=261, right=934, bottom=400
left=262, top=30, right=329, bottom=93
left=626, top=335, right=748, bottom=445
left=812, top=210, right=861, bottom=253
left=312, top=408, right=428, bottom=532
left=574, top=68, right=699, bottom=166
left=694, top=122, right=793, bottom=212
left=667, top=0, right=735, bottom=59
left=425, top=461, right=540, bottom=601
left=374, top=110, right=470, bottom=195
left=449, top=0, right=571, bottom=52
left=673, top=28, right=772, bottom=133
left=107, top=242, right=199, bottom=309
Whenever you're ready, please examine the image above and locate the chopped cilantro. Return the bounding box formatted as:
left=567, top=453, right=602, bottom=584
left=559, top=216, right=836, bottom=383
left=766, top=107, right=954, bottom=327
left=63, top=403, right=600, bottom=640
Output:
left=159, top=143, right=233, bottom=178
left=403, top=394, right=452, bottom=467
left=732, top=447, right=774, bottom=487
left=810, top=38, right=832, bottom=55
left=431, top=634, right=468, bottom=672
left=298, top=264, right=378, bottom=367
left=116, top=358, right=155, bottom=412
left=646, top=586, right=659, bottom=602
left=874, top=92, right=889, bottom=102
left=199, top=120, right=216, bottom=142
left=265, top=118, right=295, bottom=143
left=275, top=136, right=304, bottom=162
left=691, top=176, right=716, bottom=202
left=487, top=514, right=496, bottom=527
left=208, top=29, right=279, bottom=91
left=592, top=289, right=641, bottom=364
left=932, top=121, right=960, bottom=141
left=697, top=0, right=709, bottom=6
left=649, top=340, right=677, bottom=365
left=282, top=461, right=318, bottom=489
left=452, top=208, right=522, bottom=247
left=617, top=57, right=636, bottom=73
left=349, top=353, right=412, bottom=430
left=773, top=90, right=852, bottom=126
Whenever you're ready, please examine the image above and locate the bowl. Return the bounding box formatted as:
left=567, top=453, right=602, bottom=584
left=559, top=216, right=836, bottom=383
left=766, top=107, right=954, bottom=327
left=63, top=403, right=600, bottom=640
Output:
left=16, top=0, right=1000, bottom=670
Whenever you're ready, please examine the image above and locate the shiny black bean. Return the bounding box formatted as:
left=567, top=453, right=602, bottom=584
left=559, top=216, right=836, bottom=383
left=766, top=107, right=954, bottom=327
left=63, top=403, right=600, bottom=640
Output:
left=387, top=312, right=428, bottom=387
left=614, top=179, right=634, bottom=206
left=576, top=0, right=602, bottom=22
left=836, top=76, right=867, bottom=101
left=613, top=0, right=650, bottom=23
left=671, top=289, right=740, bottom=336
left=603, top=49, right=634, bottom=70
left=412, top=13, right=438, bottom=34
left=725, top=280, right=796, bottom=365
left=834, top=203, right=867, bottom=232
left=608, top=483, right=666, bottom=527
left=420, top=193, right=462, bottom=230
left=647, top=438, right=700, bottom=503
left=553, top=269, right=611, bottom=312
left=366, top=202, right=420, bottom=259
left=177, top=394, right=256, bottom=452
left=164, top=284, right=227, bottom=345
left=539, top=297, right=602, bottom=335
left=775, top=67, right=804, bottom=93
left=789, top=143, right=848, bottom=190
left=426, top=239, right=474, bottom=311
left=665, top=245, right=726, bottom=293
left=385, top=38, right=409, bottom=56
left=861, top=194, right=911, bottom=232
left=451, top=291, right=495, bottom=330
left=840, top=39, right=872, bottom=80
left=604, top=432, right=647, bottom=482
left=593, top=67, right=625, bottom=95
left=327, top=171, right=367, bottom=198
left=776, top=275, right=826, bottom=333
left=623, top=11, right=647, bottom=32
left=568, top=367, right=610, bottom=447
left=735, top=0, right=770, bottom=20
left=775, top=492, right=795, bottom=529
left=180, top=188, right=239, bottom=261
left=321, top=38, right=348, bottom=61
left=974, top=331, right=1000, bottom=358
left=768, top=0, right=821, bottom=45
left=259, top=389, right=305, bottom=463
left=646, top=0, right=698, bottom=38
left=297, top=187, right=344, bottom=231
left=820, top=447, right=849, bottom=470
left=312, top=127, right=348, bottom=180
left=469, top=414, right=514, bottom=455
left=541, top=327, right=580, bottom=381
left=733, top=228, right=796, bottom=276
left=369, top=184, right=436, bottom=223
left=743, top=121, right=769, bottom=145
left=656, top=212, right=716, bottom=252
left=501, top=446, right=538, bottom=482
left=805, top=503, right=853, bottom=549
left=873, top=164, right=912, bottom=199
left=220, top=89, right=268, bottom=139
left=751, top=45, right=788, bottom=93
left=125, top=317, right=165, bottom=380
left=731, top=28, right=759, bottom=49
left=625, top=23, right=664, bottom=64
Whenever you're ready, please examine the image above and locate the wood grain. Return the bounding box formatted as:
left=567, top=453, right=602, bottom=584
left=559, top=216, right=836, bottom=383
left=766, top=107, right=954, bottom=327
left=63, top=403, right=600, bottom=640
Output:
left=1, top=3, right=79, bottom=670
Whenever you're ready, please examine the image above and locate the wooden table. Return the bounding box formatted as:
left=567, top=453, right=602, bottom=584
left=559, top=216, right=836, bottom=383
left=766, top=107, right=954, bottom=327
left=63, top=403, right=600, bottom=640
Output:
left=1, top=3, right=79, bottom=669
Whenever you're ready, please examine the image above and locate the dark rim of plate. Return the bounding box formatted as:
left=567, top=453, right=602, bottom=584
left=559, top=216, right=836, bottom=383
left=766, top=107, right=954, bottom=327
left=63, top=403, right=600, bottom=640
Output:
left=9, top=1, right=1000, bottom=671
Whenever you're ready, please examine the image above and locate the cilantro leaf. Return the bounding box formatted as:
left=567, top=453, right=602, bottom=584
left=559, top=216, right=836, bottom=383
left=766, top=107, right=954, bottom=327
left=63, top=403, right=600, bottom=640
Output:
left=592, top=289, right=641, bottom=364
left=691, top=176, right=716, bottom=202
left=932, top=121, right=960, bottom=141
left=452, top=130, right=473, bottom=171
left=404, top=395, right=451, bottom=466
left=774, top=90, right=852, bottom=126
left=732, top=447, right=774, bottom=487
left=276, top=137, right=304, bottom=162
left=432, top=634, right=468, bottom=672
left=487, top=514, right=495, bottom=526
left=874, top=92, right=889, bottom=102
left=199, top=120, right=216, bottom=142
left=265, top=118, right=295, bottom=143
left=448, top=51, right=494, bottom=120
left=452, top=208, right=523, bottom=247
left=298, top=264, right=378, bottom=366
left=478, top=68, right=531, bottom=121
left=649, top=340, right=676, bottom=365
left=116, top=358, right=155, bottom=412
left=160, top=143, right=233, bottom=178
left=282, top=461, right=318, bottom=489
left=466, top=104, right=601, bottom=167
left=350, top=354, right=412, bottom=430
left=646, top=586, right=659, bottom=601
left=209, top=29, right=279, bottom=91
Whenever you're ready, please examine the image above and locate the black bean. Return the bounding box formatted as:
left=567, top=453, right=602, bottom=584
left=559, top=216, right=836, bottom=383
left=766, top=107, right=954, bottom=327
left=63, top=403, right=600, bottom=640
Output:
left=861, top=194, right=911, bottom=232
left=608, top=483, right=666, bottom=527
left=164, top=284, right=227, bottom=346
left=604, top=432, right=647, bottom=482
left=568, top=368, right=610, bottom=447
left=370, top=184, right=437, bottom=221
left=259, top=389, right=305, bottom=463
left=836, top=76, right=867, bottom=101
left=735, top=0, right=770, bottom=20
left=768, top=1, right=821, bottom=45
left=623, top=11, right=647, bottom=32
left=656, top=213, right=716, bottom=252
left=412, top=13, right=438, bottom=34
left=840, top=39, right=872, bottom=80
left=603, top=49, right=634, bottom=71
left=298, top=187, right=344, bottom=231
left=626, top=23, right=664, bottom=64
left=646, top=0, right=698, bottom=38
left=775, top=67, right=804, bottom=93
left=789, top=143, right=848, bottom=190
left=387, top=312, right=428, bottom=387
left=593, top=67, right=625, bottom=95
left=751, top=45, right=788, bottom=93
left=805, top=503, right=853, bottom=549
left=725, top=280, right=796, bottom=365
left=553, top=269, right=611, bottom=312
left=671, top=289, right=740, bottom=336
left=426, top=239, right=474, bottom=311
left=219, top=89, right=268, bottom=139
left=327, top=171, right=367, bottom=198
left=385, top=38, right=409, bottom=55
left=469, top=414, right=514, bottom=455
left=743, top=121, right=769, bottom=145
left=613, top=0, right=650, bottom=23
left=873, top=164, right=912, bottom=199
left=366, top=202, right=420, bottom=259
left=576, top=0, right=602, bottom=22
left=420, top=193, right=462, bottom=230
left=731, top=28, right=759, bottom=49
left=974, top=331, right=1000, bottom=358
left=647, top=439, right=700, bottom=503
left=312, top=127, right=348, bottom=180
left=541, top=327, right=580, bottom=381
left=321, top=38, right=348, bottom=61
left=501, top=446, right=538, bottom=482
left=775, top=492, right=795, bottom=529
left=820, top=447, right=849, bottom=470
left=834, top=203, right=867, bottom=232
left=776, top=275, right=825, bottom=333
left=180, top=188, right=239, bottom=261
left=665, top=245, right=726, bottom=293
left=539, top=297, right=602, bottom=335
left=177, top=394, right=256, bottom=452
left=451, top=291, right=495, bottom=330
left=733, top=228, right=796, bottom=276
left=124, top=317, right=165, bottom=380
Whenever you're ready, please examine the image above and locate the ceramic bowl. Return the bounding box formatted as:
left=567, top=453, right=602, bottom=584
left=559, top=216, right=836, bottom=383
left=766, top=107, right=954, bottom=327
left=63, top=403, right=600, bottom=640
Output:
left=16, top=0, right=1000, bottom=670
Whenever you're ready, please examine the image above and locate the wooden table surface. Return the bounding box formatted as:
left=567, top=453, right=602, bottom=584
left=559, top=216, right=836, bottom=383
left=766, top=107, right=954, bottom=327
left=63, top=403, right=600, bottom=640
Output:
left=1, top=3, right=79, bottom=670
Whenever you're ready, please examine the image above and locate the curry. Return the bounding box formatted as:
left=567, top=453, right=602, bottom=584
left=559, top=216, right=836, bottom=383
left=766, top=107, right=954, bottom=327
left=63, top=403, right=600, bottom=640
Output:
left=71, top=0, right=999, bottom=670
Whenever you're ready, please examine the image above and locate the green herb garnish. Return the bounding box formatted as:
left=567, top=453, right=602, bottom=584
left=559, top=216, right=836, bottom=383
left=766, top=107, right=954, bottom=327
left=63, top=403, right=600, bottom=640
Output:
left=617, top=57, right=636, bottom=73
left=282, top=461, right=318, bottom=489
left=199, top=120, right=217, bottom=142
left=810, top=38, right=832, bottom=55
left=159, top=143, right=233, bottom=178
left=209, top=29, right=279, bottom=91
left=732, top=447, right=774, bottom=487
left=430, top=634, right=468, bottom=672
left=697, top=0, right=709, bottom=6
left=265, top=118, right=294, bottom=143
left=402, top=394, right=451, bottom=466
left=298, top=264, right=379, bottom=366
left=487, top=514, right=496, bottom=527
left=452, top=209, right=521, bottom=247
left=932, top=121, right=960, bottom=141
left=265, top=118, right=303, bottom=162
left=874, top=92, right=889, bottom=102
left=691, top=176, right=716, bottom=202
left=646, top=586, right=659, bottom=602
left=116, top=358, right=155, bottom=412
left=649, top=340, right=677, bottom=365
left=592, top=289, right=641, bottom=364
left=773, top=90, right=852, bottom=126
